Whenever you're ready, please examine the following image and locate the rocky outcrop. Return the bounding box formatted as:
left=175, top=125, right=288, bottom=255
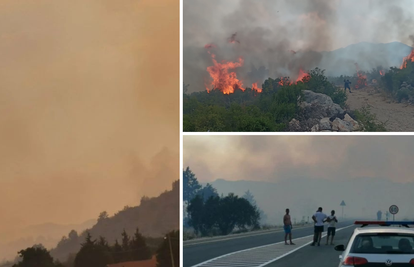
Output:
left=299, top=90, right=345, bottom=119
left=288, top=90, right=362, bottom=132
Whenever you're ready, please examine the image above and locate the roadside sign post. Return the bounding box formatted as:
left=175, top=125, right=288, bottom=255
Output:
left=340, top=200, right=346, bottom=219
left=389, top=205, right=399, bottom=221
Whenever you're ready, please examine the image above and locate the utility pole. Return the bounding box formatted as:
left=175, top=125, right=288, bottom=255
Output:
left=167, top=233, right=175, bottom=267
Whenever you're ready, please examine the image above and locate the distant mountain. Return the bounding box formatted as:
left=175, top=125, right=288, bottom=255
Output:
left=316, top=42, right=413, bottom=76
left=50, top=180, right=179, bottom=262
left=209, top=178, right=414, bottom=225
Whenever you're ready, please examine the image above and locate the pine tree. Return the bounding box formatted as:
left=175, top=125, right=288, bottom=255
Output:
left=111, top=239, right=123, bottom=263
left=120, top=229, right=131, bottom=261
left=130, top=228, right=152, bottom=261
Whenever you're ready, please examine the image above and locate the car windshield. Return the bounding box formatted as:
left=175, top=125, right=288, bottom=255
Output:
left=351, top=233, right=414, bottom=254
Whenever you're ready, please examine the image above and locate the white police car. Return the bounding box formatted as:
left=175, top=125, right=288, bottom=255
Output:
left=334, top=221, right=414, bottom=266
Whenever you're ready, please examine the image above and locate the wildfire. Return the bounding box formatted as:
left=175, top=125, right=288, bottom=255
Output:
left=204, top=43, right=217, bottom=49
left=379, top=70, right=385, bottom=76
left=252, top=82, right=262, bottom=93
left=296, top=68, right=310, bottom=83
left=400, top=49, right=414, bottom=69
left=277, top=69, right=310, bottom=87
left=206, top=53, right=245, bottom=94
left=354, top=63, right=367, bottom=89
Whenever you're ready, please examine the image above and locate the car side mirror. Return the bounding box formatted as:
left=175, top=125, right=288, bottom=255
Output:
left=334, top=244, right=345, bottom=251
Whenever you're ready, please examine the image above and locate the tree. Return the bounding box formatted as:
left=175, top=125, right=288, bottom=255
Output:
left=120, top=229, right=131, bottom=261
left=183, top=167, right=202, bottom=203
left=74, top=233, right=113, bottom=267
left=156, top=230, right=179, bottom=267
left=187, top=193, right=261, bottom=236
left=243, top=190, right=267, bottom=225
left=13, top=245, right=61, bottom=267
left=98, top=236, right=109, bottom=250
left=111, top=240, right=123, bottom=263
left=242, top=190, right=256, bottom=207
left=97, top=211, right=109, bottom=222
left=197, top=183, right=218, bottom=202
left=130, top=228, right=152, bottom=261
left=186, top=195, right=205, bottom=235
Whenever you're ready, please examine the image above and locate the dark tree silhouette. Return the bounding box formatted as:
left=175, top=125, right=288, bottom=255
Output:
left=130, top=228, right=152, bottom=261
left=74, top=232, right=113, bottom=267
left=13, top=245, right=62, bottom=267
left=156, top=230, right=179, bottom=267
left=183, top=167, right=201, bottom=203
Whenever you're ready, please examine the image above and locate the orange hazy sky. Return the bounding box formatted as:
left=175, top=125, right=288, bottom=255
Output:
left=0, top=0, right=178, bottom=238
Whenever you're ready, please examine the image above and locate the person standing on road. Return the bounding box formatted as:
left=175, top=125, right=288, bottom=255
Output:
left=311, top=207, right=327, bottom=246
left=326, top=210, right=338, bottom=245
left=283, top=209, right=295, bottom=245
left=377, top=210, right=382, bottom=221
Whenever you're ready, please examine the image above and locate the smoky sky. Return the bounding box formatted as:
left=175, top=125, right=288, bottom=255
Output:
left=0, top=0, right=178, bottom=246
left=184, top=135, right=414, bottom=183
left=184, top=0, right=414, bottom=92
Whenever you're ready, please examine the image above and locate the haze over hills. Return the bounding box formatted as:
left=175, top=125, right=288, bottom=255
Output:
left=50, top=181, right=179, bottom=262
left=317, top=41, right=414, bottom=76
left=0, top=219, right=96, bottom=262
left=208, top=177, right=414, bottom=225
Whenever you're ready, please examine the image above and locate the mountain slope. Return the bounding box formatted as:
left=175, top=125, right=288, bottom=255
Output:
left=50, top=180, right=179, bottom=262
left=317, top=42, right=413, bottom=76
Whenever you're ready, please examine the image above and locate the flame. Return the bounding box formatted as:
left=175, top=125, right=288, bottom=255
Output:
left=204, top=43, right=217, bottom=49
left=379, top=70, right=385, bottom=76
left=400, top=49, right=414, bottom=69
left=252, top=82, right=262, bottom=93
left=296, top=68, right=309, bottom=83
left=354, top=63, right=367, bottom=89
left=206, top=52, right=245, bottom=94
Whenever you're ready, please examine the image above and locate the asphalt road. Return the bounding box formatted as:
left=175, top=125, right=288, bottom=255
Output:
left=267, top=225, right=356, bottom=267
left=183, top=221, right=355, bottom=267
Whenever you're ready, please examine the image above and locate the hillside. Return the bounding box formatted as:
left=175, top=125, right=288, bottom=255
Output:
left=209, top=178, right=414, bottom=224
left=0, top=220, right=96, bottom=263
left=50, top=180, right=179, bottom=262
left=318, top=42, right=413, bottom=76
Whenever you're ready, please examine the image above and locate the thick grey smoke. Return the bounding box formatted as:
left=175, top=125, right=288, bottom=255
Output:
left=184, top=0, right=414, bottom=92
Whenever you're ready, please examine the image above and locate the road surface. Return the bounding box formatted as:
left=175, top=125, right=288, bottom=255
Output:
left=267, top=225, right=355, bottom=267
left=184, top=221, right=355, bottom=267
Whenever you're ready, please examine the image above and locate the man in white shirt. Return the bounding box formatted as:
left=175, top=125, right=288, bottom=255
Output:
left=311, top=207, right=327, bottom=246
left=326, top=210, right=338, bottom=245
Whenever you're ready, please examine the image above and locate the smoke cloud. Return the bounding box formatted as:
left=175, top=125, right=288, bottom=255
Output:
left=184, top=0, right=414, bottom=92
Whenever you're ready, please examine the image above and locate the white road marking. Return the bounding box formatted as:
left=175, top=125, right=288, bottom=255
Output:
left=191, top=224, right=354, bottom=267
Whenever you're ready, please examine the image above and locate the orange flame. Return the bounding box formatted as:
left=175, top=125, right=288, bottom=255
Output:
left=400, top=49, right=414, bottom=69
left=206, top=53, right=245, bottom=94
left=296, top=68, right=309, bottom=83
left=252, top=82, right=262, bottom=93
left=379, top=70, right=385, bottom=76
left=204, top=43, right=217, bottom=49
left=354, top=63, right=367, bottom=89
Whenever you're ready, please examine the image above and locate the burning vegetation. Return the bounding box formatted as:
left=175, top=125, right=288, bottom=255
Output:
left=401, top=49, right=414, bottom=69
left=354, top=63, right=367, bottom=89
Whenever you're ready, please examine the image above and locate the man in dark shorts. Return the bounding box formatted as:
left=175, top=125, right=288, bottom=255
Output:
left=311, top=207, right=327, bottom=246
left=344, top=79, right=352, bottom=93
left=283, top=209, right=295, bottom=245
left=326, top=210, right=338, bottom=245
